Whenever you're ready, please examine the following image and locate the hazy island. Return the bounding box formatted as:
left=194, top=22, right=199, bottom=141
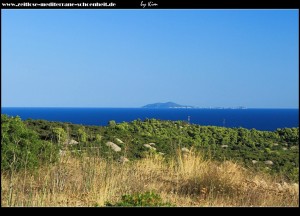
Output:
left=142, top=102, right=247, bottom=109
left=142, top=102, right=194, bottom=109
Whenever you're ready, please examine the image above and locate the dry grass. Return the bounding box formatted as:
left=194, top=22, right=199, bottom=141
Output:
left=1, top=150, right=299, bottom=207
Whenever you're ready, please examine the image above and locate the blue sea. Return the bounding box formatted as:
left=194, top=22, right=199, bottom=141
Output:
left=1, top=107, right=299, bottom=131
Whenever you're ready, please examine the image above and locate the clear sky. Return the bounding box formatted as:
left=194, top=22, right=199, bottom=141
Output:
left=2, top=9, right=299, bottom=108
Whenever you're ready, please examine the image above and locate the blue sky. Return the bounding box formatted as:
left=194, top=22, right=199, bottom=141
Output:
left=2, top=9, right=299, bottom=108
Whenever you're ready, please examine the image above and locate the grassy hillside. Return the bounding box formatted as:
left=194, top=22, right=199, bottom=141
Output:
left=23, top=117, right=299, bottom=182
left=1, top=114, right=299, bottom=206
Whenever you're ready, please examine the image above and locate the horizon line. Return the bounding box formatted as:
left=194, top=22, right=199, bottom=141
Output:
left=1, top=106, right=299, bottom=109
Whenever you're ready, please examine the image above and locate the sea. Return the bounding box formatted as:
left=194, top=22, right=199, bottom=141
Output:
left=1, top=107, right=299, bottom=131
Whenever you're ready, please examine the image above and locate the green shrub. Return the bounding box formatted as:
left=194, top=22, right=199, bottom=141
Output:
left=51, top=127, right=67, bottom=144
left=1, top=114, right=58, bottom=171
left=105, top=191, right=174, bottom=207
left=77, top=127, right=87, bottom=142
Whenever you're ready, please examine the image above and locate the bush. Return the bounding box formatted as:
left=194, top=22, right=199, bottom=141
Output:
left=52, top=127, right=67, bottom=144
left=1, top=114, right=58, bottom=171
left=105, top=191, right=174, bottom=207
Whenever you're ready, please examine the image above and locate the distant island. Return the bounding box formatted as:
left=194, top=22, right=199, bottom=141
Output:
left=142, top=102, right=194, bottom=109
left=142, top=102, right=247, bottom=109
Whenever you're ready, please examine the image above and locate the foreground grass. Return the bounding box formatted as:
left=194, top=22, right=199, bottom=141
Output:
left=1, top=151, right=299, bottom=207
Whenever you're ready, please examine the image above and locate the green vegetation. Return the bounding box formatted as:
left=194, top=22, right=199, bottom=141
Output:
left=1, top=114, right=299, bottom=182
left=105, top=191, right=174, bottom=207
left=1, top=115, right=58, bottom=171
left=77, top=127, right=87, bottom=143
left=52, top=127, right=67, bottom=144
